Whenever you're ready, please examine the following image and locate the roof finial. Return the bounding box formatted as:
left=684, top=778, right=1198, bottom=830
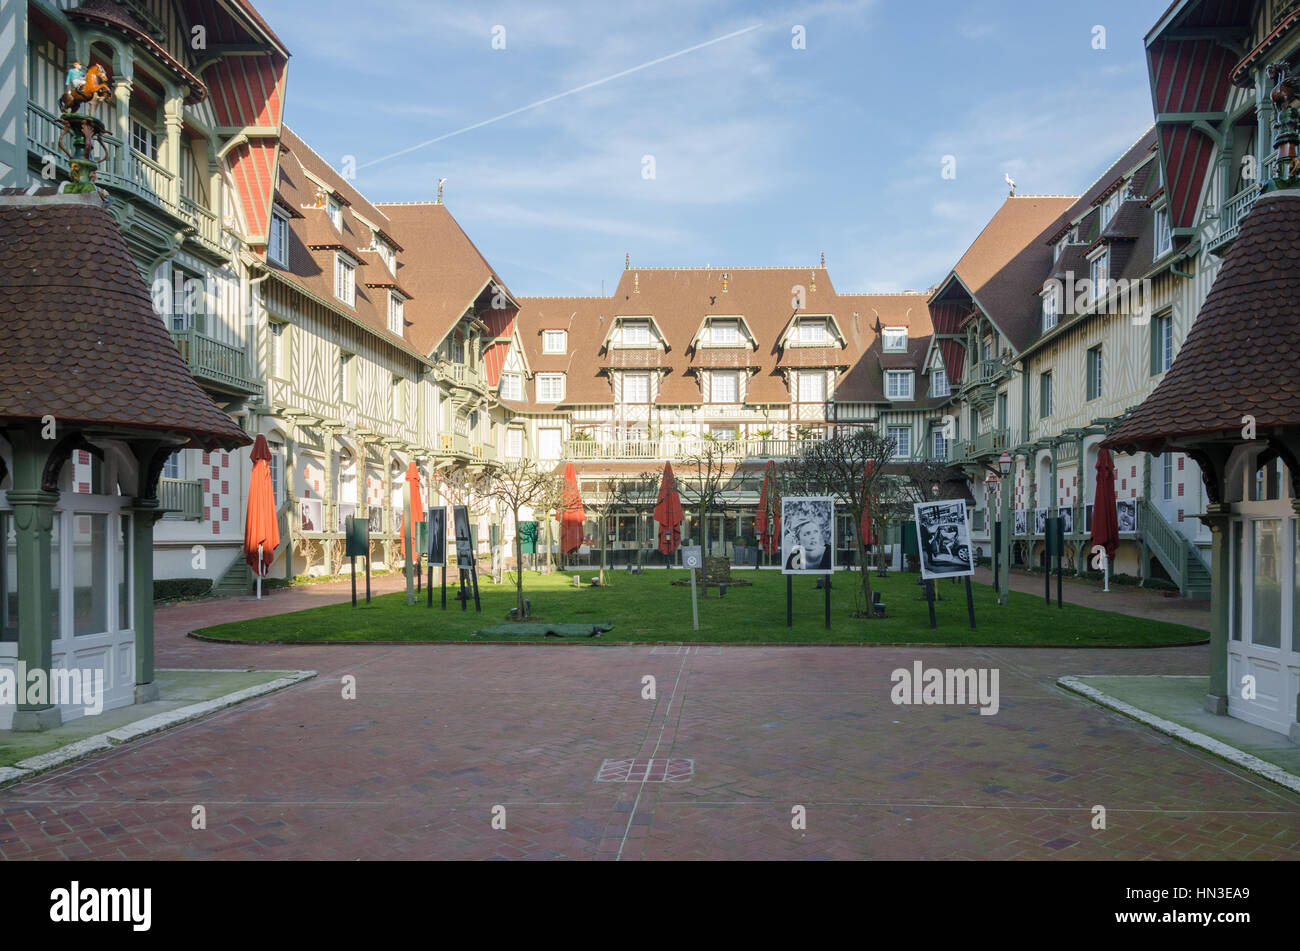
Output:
left=625, top=252, right=630, bottom=270
left=810, top=269, right=816, bottom=293
left=1266, top=63, right=1300, bottom=191
left=1005, top=172, right=1016, bottom=196
left=437, top=177, right=447, bottom=203
left=722, top=272, right=728, bottom=293
left=819, top=250, right=825, bottom=268
left=633, top=271, right=639, bottom=294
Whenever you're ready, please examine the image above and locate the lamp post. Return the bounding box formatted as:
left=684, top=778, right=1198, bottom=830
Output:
left=997, top=450, right=1012, bottom=605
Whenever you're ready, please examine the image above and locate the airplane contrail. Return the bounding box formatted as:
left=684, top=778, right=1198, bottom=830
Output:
left=358, top=23, right=764, bottom=171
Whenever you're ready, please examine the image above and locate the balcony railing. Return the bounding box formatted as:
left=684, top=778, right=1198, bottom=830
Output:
left=26, top=103, right=223, bottom=255
left=953, top=427, right=1015, bottom=463
left=158, top=478, right=203, bottom=519
left=1207, top=182, right=1263, bottom=256
left=960, top=359, right=1007, bottom=390
left=169, top=328, right=260, bottom=395
left=562, top=437, right=814, bottom=461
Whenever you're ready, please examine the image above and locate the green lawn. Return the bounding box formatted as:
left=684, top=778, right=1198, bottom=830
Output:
left=192, top=569, right=1206, bottom=647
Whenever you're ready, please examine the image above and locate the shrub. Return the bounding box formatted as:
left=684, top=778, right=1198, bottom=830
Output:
left=153, top=578, right=212, bottom=601
left=1143, top=577, right=1180, bottom=592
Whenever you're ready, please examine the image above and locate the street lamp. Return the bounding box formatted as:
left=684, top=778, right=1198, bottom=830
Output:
left=998, top=450, right=1012, bottom=477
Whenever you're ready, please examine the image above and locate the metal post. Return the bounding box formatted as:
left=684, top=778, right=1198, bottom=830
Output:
left=351, top=554, right=357, bottom=607
left=926, top=579, right=937, bottom=629
left=824, top=574, right=831, bottom=630
left=993, top=521, right=1000, bottom=595
left=786, top=574, right=793, bottom=628
left=690, top=566, right=699, bottom=632
left=1056, top=517, right=1063, bottom=608
left=965, top=576, right=976, bottom=629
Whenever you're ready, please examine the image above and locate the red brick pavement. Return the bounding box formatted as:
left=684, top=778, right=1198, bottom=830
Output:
left=0, top=579, right=1292, bottom=860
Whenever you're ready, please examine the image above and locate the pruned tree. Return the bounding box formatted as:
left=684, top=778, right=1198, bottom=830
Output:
left=581, top=475, right=659, bottom=584
left=480, top=458, right=555, bottom=617
left=782, top=427, right=896, bottom=616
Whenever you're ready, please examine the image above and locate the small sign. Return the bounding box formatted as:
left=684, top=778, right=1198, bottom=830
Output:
left=914, top=499, right=975, bottom=580
left=344, top=516, right=368, bottom=557
left=682, top=546, right=702, bottom=570
left=781, top=497, right=834, bottom=575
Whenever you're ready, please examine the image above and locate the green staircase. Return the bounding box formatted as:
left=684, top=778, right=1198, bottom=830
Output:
left=212, top=555, right=253, bottom=597
left=1138, top=500, right=1212, bottom=598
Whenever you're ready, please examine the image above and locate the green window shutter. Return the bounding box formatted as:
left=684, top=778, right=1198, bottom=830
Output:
left=1149, top=319, right=1160, bottom=376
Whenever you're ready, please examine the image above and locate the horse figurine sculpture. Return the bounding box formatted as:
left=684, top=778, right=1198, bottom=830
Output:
left=59, top=62, right=111, bottom=114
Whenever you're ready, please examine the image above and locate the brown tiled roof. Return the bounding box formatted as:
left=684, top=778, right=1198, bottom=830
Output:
left=0, top=191, right=249, bottom=451
left=776, top=346, right=850, bottom=368
left=512, top=297, right=612, bottom=407
left=1104, top=190, right=1300, bottom=452
left=376, top=202, right=514, bottom=356
left=270, top=131, right=426, bottom=361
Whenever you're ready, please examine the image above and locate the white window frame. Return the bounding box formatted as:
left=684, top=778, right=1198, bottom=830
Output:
left=1100, top=191, right=1121, bottom=230
left=542, top=330, right=567, bottom=354
left=537, top=427, right=562, bottom=460
left=797, top=370, right=826, bottom=403
left=882, top=327, right=907, bottom=352
left=537, top=373, right=565, bottom=403
left=798, top=319, right=827, bottom=345
left=932, top=429, right=948, bottom=461
left=500, top=372, right=522, bottom=402
left=621, top=320, right=651, bottom=346
left=326, top=195, right=342, bottom=230
left=1154, top=312, right=1173, bottom=374
left=1086, top=345, right=1103, bottom=401
left=709, top=319, right=738, bottom=346
left=885, top=370, right=914, bottom=401
left=1089, top=248, right=1109, bottom=302
left=1154, top=205, right=1172, bottom=259
left=710, top=370, right=738, bottom=404
left=888, top=426, right=912, bottom=459
left=388, top=292, right=405, bottom=336
left=268, top=209, right=289, bottom=267
left=129, top=119, right=158, bottom=161
left=1041, top=286, right=1058, bottom=332
left=505, top=428, right=524, bottom=459
left=334, top=252, right=357, bottom=306
left=931, top=367, right=950, bottom=397
left=623, top=372, right=650, bottom=403
left=1163, top=452, right=1174, bottom=501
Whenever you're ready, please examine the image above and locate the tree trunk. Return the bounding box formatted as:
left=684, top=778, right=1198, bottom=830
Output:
left=513, top=504, right=525, bottom=616
left=854, top=524, right=873, bottom=617
left=599, top=513, right=607, bottom=586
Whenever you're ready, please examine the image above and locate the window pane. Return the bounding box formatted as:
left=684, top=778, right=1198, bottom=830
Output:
left=118, top=515, right=130, bottom=630
left=1, top=513, right=14, bottom=642
left=711, top=321, right=737, bottom=344
left=712, top=372, right=736, bottom=402
left=73, top=513, right=109, bottom=636
left=1231, top=520, right=1243, bottom=641
left=1253, top=520, right=1282, bottom=648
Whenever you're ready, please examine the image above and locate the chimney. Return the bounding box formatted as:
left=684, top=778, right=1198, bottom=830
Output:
left=625, top=252, right=630, bottom=270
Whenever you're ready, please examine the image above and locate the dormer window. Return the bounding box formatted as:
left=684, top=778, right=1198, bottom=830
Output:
left=885, top=370, right=913, bottom=401
left=709, top=319, right=738, bottom=346
left=543, top=329, right=567, bottom=354
left=537, top=373, right=565, bottom=403
left=1041, top=285, right=1058, bottom=332
left=375, top=235, right=396, bottom=272
left=1100, top=191, right=1122, bottom=230
left=388, top=291, right=405, bottom=336
left=326, top=195, right=342, bottom=230
left=622, top=320, right=651, bottom=346
left=1153, top=206, right=1172, bottom=259
left=709, top=370, right=738, bottom=403
left=798, top=319, right=827, bottom=345
left=882, top=327, right=907, bottom=352
left=268, top=209, right=289, bottom=267
left=501, top=372, right=522, bottom=401
left=931, top=368, right=950, bottom=397
left=334, top=252, right=357, bottom=306
left=1089, top=249, right=1110, bottom=301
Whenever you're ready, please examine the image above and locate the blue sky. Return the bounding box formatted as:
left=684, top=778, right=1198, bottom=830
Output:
left=261, top=0, right=1167, bottom=297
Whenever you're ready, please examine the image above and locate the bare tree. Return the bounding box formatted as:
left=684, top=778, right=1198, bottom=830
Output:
left=677, top=436, right=748, bottom=557
left=480, top=459, right=555, bottom=617
left=782, top=427, right=896, bottom=616
left=580, top=475, right=659, bottom=584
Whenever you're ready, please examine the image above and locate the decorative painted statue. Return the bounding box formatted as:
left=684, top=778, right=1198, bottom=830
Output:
left=59, top=62, right=111, bottom=113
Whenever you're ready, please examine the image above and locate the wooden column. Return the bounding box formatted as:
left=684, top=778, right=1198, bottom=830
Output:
left=7, top=427, right=60, bottom=731
left=1201, top=504, right=1233, bottom=716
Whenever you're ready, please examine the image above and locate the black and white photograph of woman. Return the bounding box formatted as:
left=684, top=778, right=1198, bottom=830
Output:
left=781, top=497, right=834, bottom=574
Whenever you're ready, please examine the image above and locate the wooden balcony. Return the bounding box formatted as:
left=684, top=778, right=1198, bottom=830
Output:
left=1207, top=182, right=1263, bottom=257
left=158, top=478, right=203, bottom=520
left=169, top=328, right=260, bottom=396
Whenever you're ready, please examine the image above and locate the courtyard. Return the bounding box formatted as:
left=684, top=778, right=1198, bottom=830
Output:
left=1, top=577, right=1295, bottom=861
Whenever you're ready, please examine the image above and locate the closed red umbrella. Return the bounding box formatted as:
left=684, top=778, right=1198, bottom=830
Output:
left=859, top=459, right=877, bottom=547
left=755, top=460, right=780, bottom=556
left=243, top=435, right=280, bottom=599
left=558, top=462, right=585, bottom=554
left=1090, top=448, right=1119, bottom=590
left=653, top=461, right=684, bottom=555
left=399, top=461, right=424, bottom=561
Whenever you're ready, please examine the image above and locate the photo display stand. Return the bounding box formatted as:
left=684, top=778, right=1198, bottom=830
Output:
left=344, top=515, right=370, bottom=607
left=913, top=499, right=977, bottom=632
left=426, top=507, right=447, bottom=610
left=453, top=505, right=481, bottom=613
left=780, top=497, right=835, bottom=630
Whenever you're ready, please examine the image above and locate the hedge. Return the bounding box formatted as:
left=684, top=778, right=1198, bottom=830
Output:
left=153, top=578, right=212, bottom=602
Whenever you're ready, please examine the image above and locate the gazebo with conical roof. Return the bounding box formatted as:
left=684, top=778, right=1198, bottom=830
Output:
left=0, top=187, right=250, bottom=731
left=1104, top=127, right=1300, bottom=738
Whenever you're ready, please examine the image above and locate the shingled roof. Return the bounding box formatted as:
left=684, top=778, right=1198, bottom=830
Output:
left=1104, top=190, right=1300, bottom=453
left=0, top=190, right=249, bottom=451
left=377, top=202, right=515, bottom=356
